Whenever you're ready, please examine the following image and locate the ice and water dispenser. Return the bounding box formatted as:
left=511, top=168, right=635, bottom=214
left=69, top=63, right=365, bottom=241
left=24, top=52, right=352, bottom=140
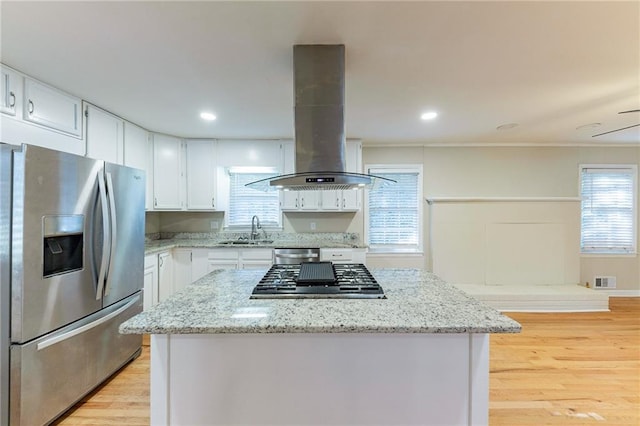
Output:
left=42, top=215, right=83, bottom=278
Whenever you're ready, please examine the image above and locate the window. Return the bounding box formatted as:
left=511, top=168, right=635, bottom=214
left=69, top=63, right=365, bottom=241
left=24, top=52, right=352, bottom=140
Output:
left=365, top=165, right=423, bottom=253
left=227, top=172, right=281, bottom=228
left=580, top=165, right=637, bottom=254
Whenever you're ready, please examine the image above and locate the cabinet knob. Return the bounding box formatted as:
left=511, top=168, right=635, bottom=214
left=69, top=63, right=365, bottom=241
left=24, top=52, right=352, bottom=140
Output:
left=301, top=197, right=304, bottom=208
left=28, top=100, right=34, bottom=114
left=211, top=197, right=215, bottom=208
left=154, top=197, right=157, bottom=207
left=8, top=91, right=15, bottom=108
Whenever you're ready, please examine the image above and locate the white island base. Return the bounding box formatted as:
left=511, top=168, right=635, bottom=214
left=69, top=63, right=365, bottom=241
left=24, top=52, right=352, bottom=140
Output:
left=151, top=333, right=490, bottom=425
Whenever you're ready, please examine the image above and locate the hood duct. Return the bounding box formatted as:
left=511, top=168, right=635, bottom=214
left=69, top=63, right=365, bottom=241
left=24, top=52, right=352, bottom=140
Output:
left=247, top=44, right=395, bottom=191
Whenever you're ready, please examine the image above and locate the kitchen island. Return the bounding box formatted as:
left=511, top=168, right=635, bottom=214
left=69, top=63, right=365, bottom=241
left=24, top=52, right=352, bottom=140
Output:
left=120, top=268, right=520, bottom=425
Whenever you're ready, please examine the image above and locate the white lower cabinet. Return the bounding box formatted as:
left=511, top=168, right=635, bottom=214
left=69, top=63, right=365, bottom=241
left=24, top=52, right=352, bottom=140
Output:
left=239, top=249, right=272, bottom=269
left=320, top=248, right=367, bottom=264
left=143, top=254, right=159, bottom=311
left=157, top=251, right=174, bottom=302
left=172, top=249, right=193, bottom=294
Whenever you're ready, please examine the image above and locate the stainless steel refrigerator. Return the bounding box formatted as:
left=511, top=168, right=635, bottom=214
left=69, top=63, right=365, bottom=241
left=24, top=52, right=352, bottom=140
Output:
left=0, top=143, right=145, bottom=425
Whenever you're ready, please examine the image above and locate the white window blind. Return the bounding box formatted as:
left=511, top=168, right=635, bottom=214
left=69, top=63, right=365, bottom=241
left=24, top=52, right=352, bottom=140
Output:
left=580, top=166, right=636, bottom=254
left=228, top=173, right=281, bottom=227
left=367, top=168, right=421, bottom=252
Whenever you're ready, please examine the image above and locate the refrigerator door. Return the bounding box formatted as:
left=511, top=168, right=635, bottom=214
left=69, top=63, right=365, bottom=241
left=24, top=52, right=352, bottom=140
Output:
left=102, top=162, right=145, bottom=307
left=11, top=145, right=103, bottom=344
left=9, top=292, right=142, bottom=426
left=0, top=144, right=13, bottom=426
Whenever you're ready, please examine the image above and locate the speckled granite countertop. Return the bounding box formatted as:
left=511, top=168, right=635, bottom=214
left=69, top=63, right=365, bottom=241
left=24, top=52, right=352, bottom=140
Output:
left=145, top=238, right=363, bottom=255
left=120, top=268, right=521, bottom=335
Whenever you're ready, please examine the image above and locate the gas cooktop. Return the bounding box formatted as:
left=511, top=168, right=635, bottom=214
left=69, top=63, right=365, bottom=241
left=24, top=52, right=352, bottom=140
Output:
left=250, top=262, right=386, bottom=299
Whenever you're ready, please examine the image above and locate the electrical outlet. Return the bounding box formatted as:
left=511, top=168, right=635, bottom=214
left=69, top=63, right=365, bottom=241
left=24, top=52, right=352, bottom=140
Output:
left=310, top=222, right=316, bottom=230
left=210, top=221, right=218, bottom=230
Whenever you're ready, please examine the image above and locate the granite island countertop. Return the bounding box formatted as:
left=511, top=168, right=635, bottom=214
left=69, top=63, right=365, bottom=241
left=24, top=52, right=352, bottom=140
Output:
left=120, top=268, right=521, bottom=334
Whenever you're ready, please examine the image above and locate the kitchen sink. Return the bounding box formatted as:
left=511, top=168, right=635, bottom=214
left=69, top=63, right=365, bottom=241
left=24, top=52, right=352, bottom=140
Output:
left=218, top=240, right=274, bottom=246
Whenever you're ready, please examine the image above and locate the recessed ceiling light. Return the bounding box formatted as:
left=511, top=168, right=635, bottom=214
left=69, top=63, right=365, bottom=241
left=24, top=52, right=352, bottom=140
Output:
left=576, top=122, right=602, bottom=130
left=200, top=112, right=217, bottom=121
left=420, top=111, right=438, bottom=120
left=496, top=123, right=519, bottom=130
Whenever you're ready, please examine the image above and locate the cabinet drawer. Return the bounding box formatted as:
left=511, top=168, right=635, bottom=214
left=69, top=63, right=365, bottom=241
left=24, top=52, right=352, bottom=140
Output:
left=241, top=248, right=272, bottom=261
left=320, top=249, right=353, bottom=262
left=207, top=248, right=239, bottom=260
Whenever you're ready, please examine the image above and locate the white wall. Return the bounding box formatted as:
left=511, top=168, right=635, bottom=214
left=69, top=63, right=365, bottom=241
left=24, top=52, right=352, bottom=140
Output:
left=363, top=145, right=639, bottom=292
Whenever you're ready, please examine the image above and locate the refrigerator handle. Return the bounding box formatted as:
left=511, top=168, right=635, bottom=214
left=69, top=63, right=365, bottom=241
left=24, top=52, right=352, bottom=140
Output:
left=104, top=172, right=118, bottom=296
left=96, top=171, right=111, bottom=300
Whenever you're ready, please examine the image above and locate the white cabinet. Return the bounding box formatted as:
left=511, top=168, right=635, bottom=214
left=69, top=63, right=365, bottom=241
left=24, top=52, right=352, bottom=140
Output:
left=23, top=77, right=82, bottom=137
left=143, top=254, right=159, bottom=311
left=185, top=139, right=217, bottom=210
left=172, top=249, right=193, bottom=294
left=239, top=249, right=272, bottom=269
left=205, top=248, right=272, bottom=271
left=0, top=64, right=84, bottom=154
left=320, top=248, right=367, bottom=264
left=157, top=251, right=174, bottom=302
left=152, top=133, right=183, bottom=210
left=84, top=103, right=124, bottom=164
left=0, top=65, right=19, bottom=116
left=124, top=121, right=153, bottom=210
left=207, top=248, right=240, bottom=271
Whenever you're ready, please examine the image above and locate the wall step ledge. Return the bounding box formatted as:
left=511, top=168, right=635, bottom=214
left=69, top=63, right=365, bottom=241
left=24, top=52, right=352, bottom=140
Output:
left=453, top=284, right=610, bottom=313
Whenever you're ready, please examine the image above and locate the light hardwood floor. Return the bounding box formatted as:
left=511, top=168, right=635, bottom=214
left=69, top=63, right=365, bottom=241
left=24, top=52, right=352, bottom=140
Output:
left=53, top=298, right=639, bottom=425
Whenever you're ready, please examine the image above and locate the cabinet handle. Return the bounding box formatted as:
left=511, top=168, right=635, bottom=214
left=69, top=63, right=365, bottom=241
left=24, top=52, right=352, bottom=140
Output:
left=211, top=197, right=215, bottom=208
left=342, top=198, right=346, bottom=208
left=159, top=256, right=164, bottom=267
left=336, top=198, right=340, bottom=207
left=154, top=197, right=157, bottom=207
left=301, top=197, right=304, bottom=208
left=8, top=91, right=15, bottom=107
left=295, top=199, right=298, bottom=208
left=28, top=100, right=34, bottom=114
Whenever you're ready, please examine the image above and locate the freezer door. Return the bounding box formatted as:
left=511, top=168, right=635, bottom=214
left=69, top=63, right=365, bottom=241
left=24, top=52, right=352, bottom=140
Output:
left=102, top=162, right=145, bottom=307
left=9, top=292, right=142, bottom=426
left=11, top=145, right=103, bottom=344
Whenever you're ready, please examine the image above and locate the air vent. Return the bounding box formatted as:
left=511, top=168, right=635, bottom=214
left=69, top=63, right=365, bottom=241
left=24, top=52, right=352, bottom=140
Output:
left=594, top=276, right=616, bottom=289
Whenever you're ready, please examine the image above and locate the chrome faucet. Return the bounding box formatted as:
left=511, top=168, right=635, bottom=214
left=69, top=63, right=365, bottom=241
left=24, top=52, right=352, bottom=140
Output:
left=250, top=215, right=261, bottom=240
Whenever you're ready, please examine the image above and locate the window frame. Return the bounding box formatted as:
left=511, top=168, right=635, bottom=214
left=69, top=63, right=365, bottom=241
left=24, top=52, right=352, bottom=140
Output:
left=224, top=170, right=283, bottom=230
left=579, top=163, right=637, bottom=256
left=364, top=164, right=423, bottom=254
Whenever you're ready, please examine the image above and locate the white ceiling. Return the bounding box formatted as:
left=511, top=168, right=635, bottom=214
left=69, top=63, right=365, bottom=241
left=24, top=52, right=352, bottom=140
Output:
left=1, top=1, right=639, bottom=146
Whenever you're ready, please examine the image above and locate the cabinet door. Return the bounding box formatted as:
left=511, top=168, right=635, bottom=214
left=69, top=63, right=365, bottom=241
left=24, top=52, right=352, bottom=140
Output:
left=299, top=190, right=320, bottom=210
left=341, top=189, right=360, bottom=211
left=143, top=255, right=158, bottom=311
left=173, top=249, right=192, bottom=293
left=239, top=249, right=272, bottom=269
left=124, top=121, right=153, bottom=210
left=153, top=134, right=183, bottom=210
left=0, top=65, right=20, bottom=116
left=281, top=190, right=300, bottom=210
left=85, top=103, right=124, bottom=164
left=321, top=190, right=341, bottom=211
left=157, top=251, right=173, bottom=302
left=185, top=140, right=217, bottom=210
left=191, top=249, right=210, bottom=282
left=23, top=77, right=81, bottom=137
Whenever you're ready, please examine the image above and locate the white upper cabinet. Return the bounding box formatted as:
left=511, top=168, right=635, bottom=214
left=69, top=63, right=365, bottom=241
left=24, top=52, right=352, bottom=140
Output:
left=23, top=77, right=82, bottom=137
left=185, top=139, right=217, bottom=210
left=153, top=133, right=183, bottom=210
left=0, top=64, right=84, bottom=154
left=124, top=121, right=153, bottom=210
left=0, top=65, right=20, bottom=116
left=84, top=102, right=124, bottom=164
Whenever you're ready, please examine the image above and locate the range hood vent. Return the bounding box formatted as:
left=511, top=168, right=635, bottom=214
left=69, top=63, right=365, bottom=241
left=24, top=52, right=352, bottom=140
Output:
left=247, top=45, right=395, bottom=192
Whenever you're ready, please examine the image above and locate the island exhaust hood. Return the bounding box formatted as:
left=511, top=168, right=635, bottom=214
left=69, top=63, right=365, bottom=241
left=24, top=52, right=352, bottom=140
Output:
left=247, top=45, right=395, bottom=191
